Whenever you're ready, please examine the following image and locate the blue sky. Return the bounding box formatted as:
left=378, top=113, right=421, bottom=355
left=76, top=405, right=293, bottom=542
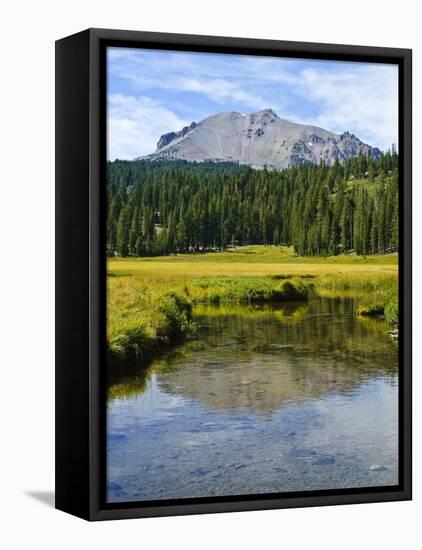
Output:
left=107, top=47, right=398, bottom=161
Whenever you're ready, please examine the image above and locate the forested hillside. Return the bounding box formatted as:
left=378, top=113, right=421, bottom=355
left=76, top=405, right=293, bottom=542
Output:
left=106, top=152, right=398, bottom=257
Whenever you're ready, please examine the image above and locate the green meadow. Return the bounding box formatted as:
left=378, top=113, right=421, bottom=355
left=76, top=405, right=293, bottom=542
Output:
left=107, top=245, right=398, bottom=364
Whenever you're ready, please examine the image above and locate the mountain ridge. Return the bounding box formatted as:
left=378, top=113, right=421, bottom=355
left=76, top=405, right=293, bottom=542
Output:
left=137, top=108, right=381, bottom=169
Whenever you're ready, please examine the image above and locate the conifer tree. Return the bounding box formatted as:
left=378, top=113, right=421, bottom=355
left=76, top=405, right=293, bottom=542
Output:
left=116, top=206, right=129, bottom=257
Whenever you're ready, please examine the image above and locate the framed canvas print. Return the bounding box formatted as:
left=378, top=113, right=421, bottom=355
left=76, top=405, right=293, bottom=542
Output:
left=55, top=28, right=412, bottom=521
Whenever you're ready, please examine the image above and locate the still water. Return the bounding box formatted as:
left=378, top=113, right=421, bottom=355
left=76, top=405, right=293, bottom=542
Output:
left=107, top=298, right=399, bottom=503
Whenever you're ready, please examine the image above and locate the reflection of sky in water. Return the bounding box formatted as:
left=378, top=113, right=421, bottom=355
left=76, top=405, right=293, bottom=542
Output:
left=107, top=298, right=398, bottom=502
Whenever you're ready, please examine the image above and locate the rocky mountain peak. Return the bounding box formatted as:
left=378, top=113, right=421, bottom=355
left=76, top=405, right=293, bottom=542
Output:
left=156, top=121, right=197, bottom=151
left=140, top=109, right=382, bottom=169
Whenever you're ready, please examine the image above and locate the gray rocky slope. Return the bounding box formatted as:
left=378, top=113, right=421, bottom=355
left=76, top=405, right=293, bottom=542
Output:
left=138, top=109, right=381, bottom=169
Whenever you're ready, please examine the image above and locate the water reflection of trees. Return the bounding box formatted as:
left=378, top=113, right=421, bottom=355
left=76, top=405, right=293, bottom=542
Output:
left=108, top=298, right=398, bottom=410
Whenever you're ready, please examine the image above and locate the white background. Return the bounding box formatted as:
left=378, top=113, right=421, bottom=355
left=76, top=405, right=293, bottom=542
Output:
left=0, top=1, right=419, bottom=548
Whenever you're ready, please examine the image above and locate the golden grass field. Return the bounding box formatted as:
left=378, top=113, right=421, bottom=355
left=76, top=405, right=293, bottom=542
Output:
left=107, top=246, right=398, bottom=361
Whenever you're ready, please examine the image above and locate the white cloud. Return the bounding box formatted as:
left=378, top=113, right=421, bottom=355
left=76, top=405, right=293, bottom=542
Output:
left=107, top=94, right=189, bottom=160
left=174, top=77, right=266, bottom=106
left=297, top=64, right=398, bottom=151
left=108, top=48, right=267, bottom=109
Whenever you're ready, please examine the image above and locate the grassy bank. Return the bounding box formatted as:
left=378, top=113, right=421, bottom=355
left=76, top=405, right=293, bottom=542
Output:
left=316, top=272, right=398, bottom=324
left=188, top=276, right=310, bottom=304
left=107, top=246, right=398, bottom=363
left=108, top=289, right=196, bottom=364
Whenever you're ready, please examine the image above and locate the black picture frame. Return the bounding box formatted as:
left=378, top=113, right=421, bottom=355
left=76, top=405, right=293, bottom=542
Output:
left=55, top=28, right=412, bottom=521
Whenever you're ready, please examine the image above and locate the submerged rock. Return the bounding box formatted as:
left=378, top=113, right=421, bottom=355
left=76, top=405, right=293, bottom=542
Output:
left=369, top=464, right=387, bottom=472
left=252, top=343, right=294, bottom=353
left=388, top=328, right=399, bottom=341
left=293, top=449, right=317, bottom=458
left=313, top=457, right=336, bottom=466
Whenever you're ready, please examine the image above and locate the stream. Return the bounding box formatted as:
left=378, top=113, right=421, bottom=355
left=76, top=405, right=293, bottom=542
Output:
left=107, top=297, right=399, bottom=502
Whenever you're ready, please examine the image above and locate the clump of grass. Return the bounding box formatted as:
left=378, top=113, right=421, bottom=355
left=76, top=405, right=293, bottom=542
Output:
left=108, top=323, right=152, bottom=359
left=317, top=273, right=396, bottom=295
left=188, top=276, right=310, bottom=304
left=384, top=297, right=399, bottom=325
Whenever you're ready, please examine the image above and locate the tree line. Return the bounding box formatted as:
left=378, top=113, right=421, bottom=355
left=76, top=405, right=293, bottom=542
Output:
left=106, top=152, right=399, bottom=257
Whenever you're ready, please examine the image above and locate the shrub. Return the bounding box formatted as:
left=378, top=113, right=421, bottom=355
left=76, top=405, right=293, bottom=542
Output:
left=108, top=323, right=152, bottom=359
left=156, top=291, right=196, bottom=343
left=274, top=280, right=310, bottom=301
left=384, top=298, right=399, bottom=324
